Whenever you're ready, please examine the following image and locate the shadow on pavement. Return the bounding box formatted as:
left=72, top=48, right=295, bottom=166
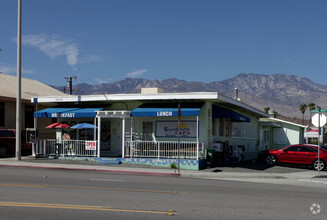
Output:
left=204, top=160, right=326, bottom=173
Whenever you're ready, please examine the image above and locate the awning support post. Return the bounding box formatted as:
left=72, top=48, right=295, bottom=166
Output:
left=196, top=115, right=199, bottom=160
left=131, top=117, right=133, bottom=158
left=94, top=117, right=96, bottom=141
left=33, top=98, right=38, bottom=156
left=122, top=118, right=125, bottom=158
left=97, top=116, right=101, bottom=157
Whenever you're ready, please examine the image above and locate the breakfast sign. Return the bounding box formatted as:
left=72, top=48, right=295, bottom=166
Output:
left=156, top=120, right=197, bottom=138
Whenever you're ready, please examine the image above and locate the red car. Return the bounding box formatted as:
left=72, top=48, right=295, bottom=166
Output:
left=0, top=129, right=32, bottom=157
left=265, top=144, right=327, bottom=171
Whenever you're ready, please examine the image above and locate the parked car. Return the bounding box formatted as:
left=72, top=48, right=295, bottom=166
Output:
left=262, top=144, right=327, bottom=171
left=0, top=129, right=32, bottom=157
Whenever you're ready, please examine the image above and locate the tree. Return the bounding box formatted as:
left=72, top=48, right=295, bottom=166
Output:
left=299, top=104, right=308, bottom=125
left=273, top=111, right=278, bottom=118
left=264, top=107, right=270, bottom=114
left=308, top=103, right=316, bottom=126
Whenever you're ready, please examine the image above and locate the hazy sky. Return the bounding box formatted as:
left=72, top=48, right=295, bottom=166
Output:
left=1, top=0, right=327, bottom=86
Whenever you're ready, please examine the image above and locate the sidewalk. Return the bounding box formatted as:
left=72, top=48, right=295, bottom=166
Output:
left=0, top=157, right=325, bottom=181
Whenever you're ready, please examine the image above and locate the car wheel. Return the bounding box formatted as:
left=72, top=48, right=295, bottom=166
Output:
left=266, top=154, right=277, bottom=166
left=313, top=159, right=325, bottom=171
left=0, top=146, right=7, bottom=157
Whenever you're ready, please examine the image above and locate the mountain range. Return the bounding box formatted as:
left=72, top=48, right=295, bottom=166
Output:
left=52, top=73, right=326, bottom=123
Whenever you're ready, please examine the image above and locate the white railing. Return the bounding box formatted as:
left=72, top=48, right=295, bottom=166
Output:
left=125, top=141, right=203, bottom=160
left=36, top=139, right=98, bottom=157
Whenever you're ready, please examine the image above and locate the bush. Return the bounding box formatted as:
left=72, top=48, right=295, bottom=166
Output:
left=310, top=139, right=318, bottom=145
left=170, top=163, right=177, bottom=169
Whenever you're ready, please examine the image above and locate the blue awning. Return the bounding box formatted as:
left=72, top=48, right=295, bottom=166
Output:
left=131, top=108, right=201, bottom=117
left=34, top=108, right=103, bottom=118
left=212, top=105, right=250, bottom=122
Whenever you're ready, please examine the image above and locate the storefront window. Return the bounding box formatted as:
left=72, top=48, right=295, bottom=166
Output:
left=225, top=120, right=230, bottom=137
left=231, top=122, right=241, bottom=137
left=0, top=102, right=4, bottom=126
left=219, top=119, right=224, bottom=136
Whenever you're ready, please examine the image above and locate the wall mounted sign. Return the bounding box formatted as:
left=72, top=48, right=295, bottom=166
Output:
left=155, top=120, right=197, bottom=138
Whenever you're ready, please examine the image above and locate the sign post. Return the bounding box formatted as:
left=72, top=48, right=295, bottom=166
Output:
left=318, top=106, right=321, bottom=174
left=311, top=107, right=327, bottom=173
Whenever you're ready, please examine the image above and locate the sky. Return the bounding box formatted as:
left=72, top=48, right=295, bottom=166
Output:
left=1, top=0, right=327, bottom=86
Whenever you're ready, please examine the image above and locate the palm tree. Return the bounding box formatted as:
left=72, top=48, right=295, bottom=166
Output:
left=264, top=107, right=270, bottom=114
left=299, top=104, right=308, bottom=125
left=273, top=111, right=278, bottom=118
left=308, top=103, right=316, bottom=126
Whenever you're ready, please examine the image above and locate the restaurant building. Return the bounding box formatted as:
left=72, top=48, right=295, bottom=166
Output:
left=32, top=88, right=272, bottom=170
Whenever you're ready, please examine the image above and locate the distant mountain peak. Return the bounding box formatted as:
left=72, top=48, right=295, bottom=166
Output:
left=51, top=73, right=326, bottom=119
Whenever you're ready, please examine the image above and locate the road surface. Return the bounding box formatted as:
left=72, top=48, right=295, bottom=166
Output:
left=0, top=167, right=326, bottom=219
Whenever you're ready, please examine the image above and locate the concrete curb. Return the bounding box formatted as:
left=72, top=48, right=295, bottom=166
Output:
left=0, top=164, right=182, bottom=177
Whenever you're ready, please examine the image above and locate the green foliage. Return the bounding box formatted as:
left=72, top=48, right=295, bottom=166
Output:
left=170, top=163, right=177, bottom=169
left=264, top=107, right=270, bottom=114
left=310, top=139, right=318, bottom=145
left=308, top=103, right=316, bottom=126
left=299, top=104, right=308, bottom=125
left=308, top=103, right=316, bottom=110
left=299, top=104, right=308, bottom=113
left=273, top=111, right=278, bottom=118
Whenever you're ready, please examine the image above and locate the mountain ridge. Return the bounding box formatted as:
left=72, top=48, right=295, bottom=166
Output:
left=52, top=73, right=326, bottom=121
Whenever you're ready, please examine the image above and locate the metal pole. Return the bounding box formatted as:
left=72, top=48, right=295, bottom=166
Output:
left=69, top=78, right=73, bottom=95
left=131, top=117, right=133, bottom=157
left=122, top=118, right=125, bottom=158
left=318, top=107, right=321, bottom=174
left=16, top=0, right=22, bottom=160
left=33, top=98, right=38, bottom=156
left=177, top=104, right=181, bottom=173
left=97, top=116, right=101, bottom=157
left=93, top=117, right=96, bottom=141
left=196, top=116, right=199, bottom=160
left=314, top=106, right=322, bottom=173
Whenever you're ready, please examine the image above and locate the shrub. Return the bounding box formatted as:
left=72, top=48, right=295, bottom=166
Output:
left=170, top=163, right=177, bottom=169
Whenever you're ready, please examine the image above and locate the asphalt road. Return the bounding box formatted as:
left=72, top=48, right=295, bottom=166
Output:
left=0, top=166, right=326, bottom=219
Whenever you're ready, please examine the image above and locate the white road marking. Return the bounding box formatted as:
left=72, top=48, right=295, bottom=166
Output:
left=299, top=179, right=327, bottom=185
left=90, top=178, right=126, bottom=182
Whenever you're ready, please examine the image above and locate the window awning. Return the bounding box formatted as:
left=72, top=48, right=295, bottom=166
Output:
left=212, top=105, right=250, bottom=122
left=34, top=108, right=103, bottom=118
left=131, top=108, right=201, bottom=117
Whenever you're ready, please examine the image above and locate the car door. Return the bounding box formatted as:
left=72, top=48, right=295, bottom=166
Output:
left=294, top=146, right=317, bottom=164
left=278, top=146, right=298, bottom=163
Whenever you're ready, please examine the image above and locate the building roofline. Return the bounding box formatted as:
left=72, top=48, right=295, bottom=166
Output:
left=260, top=117, right=307, bottom=128
left=32, top=91, right=269, bottom=117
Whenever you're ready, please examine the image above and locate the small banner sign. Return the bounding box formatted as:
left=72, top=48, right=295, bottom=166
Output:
left=85, top=141, right=97, bottom=150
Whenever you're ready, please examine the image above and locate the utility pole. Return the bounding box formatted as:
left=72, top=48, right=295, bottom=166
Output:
left=64, top=76, right=78, bottom=95
left=16, top=0, right=22, bottom=161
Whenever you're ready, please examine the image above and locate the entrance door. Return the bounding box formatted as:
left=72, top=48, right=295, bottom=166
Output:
left=142, top=122, right=153, bottom=141
left=259, top=129, right=270, bottom=151
left=100, top=121, right=111, bottom=156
